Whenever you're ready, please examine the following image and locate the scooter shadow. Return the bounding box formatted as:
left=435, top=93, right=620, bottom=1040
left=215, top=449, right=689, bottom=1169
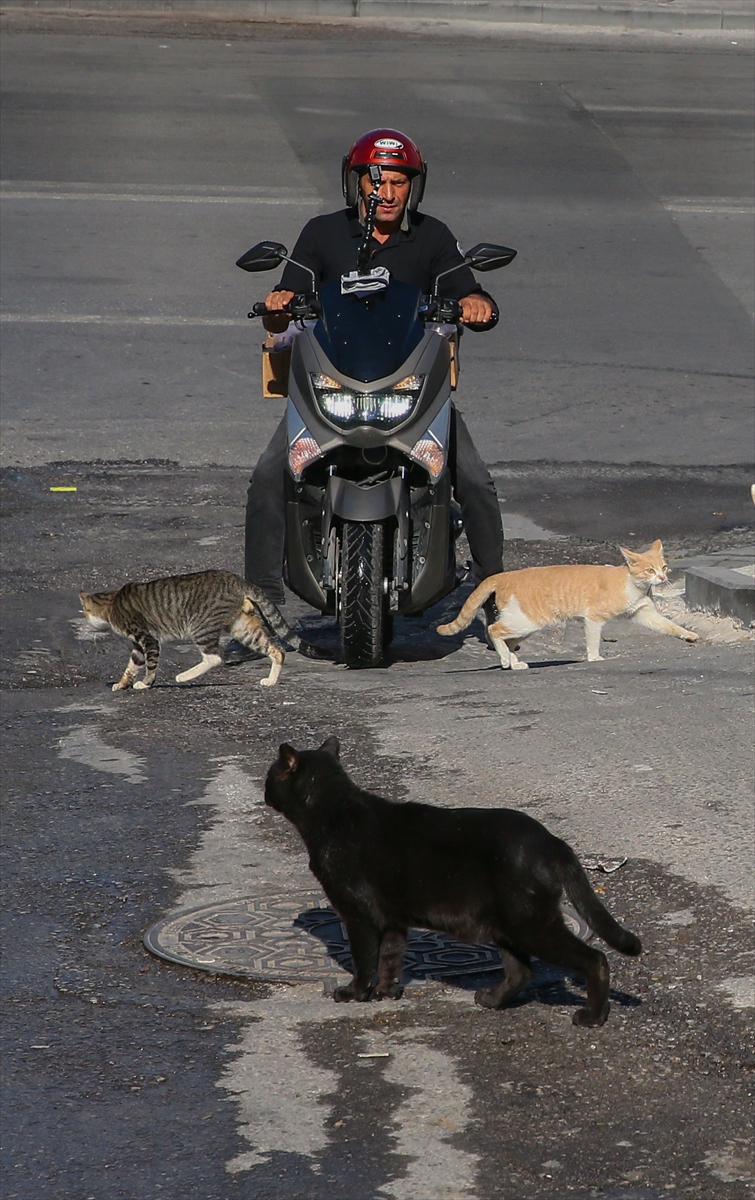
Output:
left=296, top=613, right=461, bottom=666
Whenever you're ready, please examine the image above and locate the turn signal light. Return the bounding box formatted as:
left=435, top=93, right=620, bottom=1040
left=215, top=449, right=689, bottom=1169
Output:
left=409, top=438, right=445, bottom=480
left=289, top=434, right=322, bottom=478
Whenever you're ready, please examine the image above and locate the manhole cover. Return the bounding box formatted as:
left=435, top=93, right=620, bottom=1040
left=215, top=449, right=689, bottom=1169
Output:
left=144, top=892, right=591, bottom=986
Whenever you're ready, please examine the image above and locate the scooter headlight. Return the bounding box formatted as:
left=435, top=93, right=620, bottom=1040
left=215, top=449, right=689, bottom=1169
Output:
left=310, top=373, right=424, bottom=430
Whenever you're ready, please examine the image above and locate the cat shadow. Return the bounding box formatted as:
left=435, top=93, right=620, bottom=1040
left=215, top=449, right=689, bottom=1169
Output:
left=104, top=679, right=234, bottom=691
left=444, top=657, right=581, bottom=675
left=294, top=907, right=641, bottom=1012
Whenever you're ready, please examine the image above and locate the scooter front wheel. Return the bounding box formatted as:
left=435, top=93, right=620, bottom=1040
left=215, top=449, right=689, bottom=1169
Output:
left=339, top=520, right=389, bottom=668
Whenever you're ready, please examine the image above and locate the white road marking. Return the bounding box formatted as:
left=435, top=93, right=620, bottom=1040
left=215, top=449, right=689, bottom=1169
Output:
left=0, top=192, right=319, bottom=204
left=169, top=763, right=312, bottom=910
left=702, top=1142, right=755, bottom=1185
left=216, top=987, right=479, bottom=1193
left=1, top=314, right=248, bottom=326
left=294, top=106, right=361, bottom=116
left=376, top=1028, right=478, bottom=1200
left=58, top=725, right=147, bottom=784
left=69, top=616, right=109, bottom=642
left=587, top=106, right=753, bottom=117
left=717, top=976, right=755, bottom=1009
left=219, top=987, right=341, bottom=1174
left=664, top=201, right=754, bottom=214
left=0, top=183, right=321, bottom=206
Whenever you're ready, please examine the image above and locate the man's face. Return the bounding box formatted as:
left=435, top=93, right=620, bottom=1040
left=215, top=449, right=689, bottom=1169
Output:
left=359, top=168, right=411, bottom=223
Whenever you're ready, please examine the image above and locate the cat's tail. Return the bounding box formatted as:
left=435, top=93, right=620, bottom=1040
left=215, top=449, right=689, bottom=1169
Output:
left=242, top=593, right=335, bottom=661
left=557, top=848, right=642, bottom=957
left=436, top=577, right=500, bottom=636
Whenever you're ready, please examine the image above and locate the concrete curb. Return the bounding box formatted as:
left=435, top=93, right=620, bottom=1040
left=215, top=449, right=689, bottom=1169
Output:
left=669, top=548, right=755, bottom=625
left=2, top=0, right=753, bottom=33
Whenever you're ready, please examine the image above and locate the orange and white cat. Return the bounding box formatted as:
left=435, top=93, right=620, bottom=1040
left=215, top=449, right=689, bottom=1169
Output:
left=437, top=540, right=698, bottom=669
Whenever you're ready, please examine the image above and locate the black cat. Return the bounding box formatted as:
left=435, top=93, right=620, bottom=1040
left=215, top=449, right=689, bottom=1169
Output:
left=265, top=738, right=642, bottom=1028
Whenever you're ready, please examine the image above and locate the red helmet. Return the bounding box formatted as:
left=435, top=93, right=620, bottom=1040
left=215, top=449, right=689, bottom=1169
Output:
left=342, top=129, right=427, bottom=212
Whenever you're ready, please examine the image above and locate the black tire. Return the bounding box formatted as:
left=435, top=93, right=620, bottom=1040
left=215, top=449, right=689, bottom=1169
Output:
left=339, top=521, right=389, bottom=668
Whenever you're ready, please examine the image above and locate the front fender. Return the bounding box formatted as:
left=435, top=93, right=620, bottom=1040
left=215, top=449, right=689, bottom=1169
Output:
left=325, top=476, right=406, bottom=523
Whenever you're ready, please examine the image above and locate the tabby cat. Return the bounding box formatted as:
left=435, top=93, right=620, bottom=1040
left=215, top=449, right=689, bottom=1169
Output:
left=266, top=737, right=642, bottom=1027
left=80, top=570, right=331, bottom=689
left=438, top=540, right=697, bottom=669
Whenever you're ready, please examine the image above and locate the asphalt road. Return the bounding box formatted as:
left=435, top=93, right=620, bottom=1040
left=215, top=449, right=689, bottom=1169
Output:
left=1, top=15, right=753, bottom=1200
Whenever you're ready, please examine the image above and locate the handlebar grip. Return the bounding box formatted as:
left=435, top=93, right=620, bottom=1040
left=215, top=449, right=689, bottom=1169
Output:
left=249, top=295, right=319, bottom=319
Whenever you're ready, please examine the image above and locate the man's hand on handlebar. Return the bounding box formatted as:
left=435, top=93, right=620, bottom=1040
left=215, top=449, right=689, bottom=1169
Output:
left=264, top=290, right=296, bottom=311
left=459, top=294, right=494, bottom=325
left=262, top=289, right=296, bottom=332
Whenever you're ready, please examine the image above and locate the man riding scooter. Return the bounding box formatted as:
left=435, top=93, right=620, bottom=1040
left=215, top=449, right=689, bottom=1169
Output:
left=226, top=128, right=505, bottom=665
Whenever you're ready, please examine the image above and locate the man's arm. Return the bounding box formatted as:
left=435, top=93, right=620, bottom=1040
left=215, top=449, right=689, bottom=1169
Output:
left=428, top=221, right=499, bottom=329
left=260, top=218, right=322, bottom=329
left=274, top=218, right=323, bottom=295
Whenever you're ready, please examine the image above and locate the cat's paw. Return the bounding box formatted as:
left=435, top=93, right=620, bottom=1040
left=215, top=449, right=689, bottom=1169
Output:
left=111, top=681, right=132, bottom=691
left=683, top=630, right=699, bottom=642
left=333, top=985, right=356, bottom=1003
left=511, top=661, right=529, bottom=670
left=132, top=680, right=151, bottom=691
left=259, top=677, right=277, bottom=687
left=372, top=983, right=404, bottom=1001
left=572, top=1004, right=610, bottom=1028
left=474, top=986, right=503, bottom=1010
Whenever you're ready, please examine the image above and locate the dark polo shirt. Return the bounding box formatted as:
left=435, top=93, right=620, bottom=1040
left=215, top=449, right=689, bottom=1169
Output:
left=275, top=207, right=496, bottom=310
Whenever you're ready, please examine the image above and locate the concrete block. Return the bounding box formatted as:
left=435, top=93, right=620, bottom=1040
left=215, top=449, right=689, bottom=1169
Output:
left=682, top=553, right=755, bottom=625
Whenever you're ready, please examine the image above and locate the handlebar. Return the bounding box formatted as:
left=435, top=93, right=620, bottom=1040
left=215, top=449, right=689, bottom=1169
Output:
left=249, top=293, right=494, bottom=329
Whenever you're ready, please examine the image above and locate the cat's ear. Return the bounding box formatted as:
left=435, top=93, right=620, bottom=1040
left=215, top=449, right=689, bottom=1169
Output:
left=619, top=545, right=639, bottom=566
left=320, top=736, right=340, bottom=758
left=277, top=743, right=298, bottom=775
left=650, top=539, right=663, bottom=554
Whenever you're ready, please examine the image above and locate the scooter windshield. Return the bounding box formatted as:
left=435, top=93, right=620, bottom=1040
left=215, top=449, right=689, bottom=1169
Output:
left=313, top=279, right=424, bottom=383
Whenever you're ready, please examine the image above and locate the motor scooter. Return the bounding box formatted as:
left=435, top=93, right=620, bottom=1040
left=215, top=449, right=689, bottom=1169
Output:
left=237, top=226, right=515, bottom=667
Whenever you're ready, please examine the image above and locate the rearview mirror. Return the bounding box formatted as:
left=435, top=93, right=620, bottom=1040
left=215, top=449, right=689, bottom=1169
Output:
left=236, top=241, right=289, bottom=272
left=464, top=243, right=517, bottom=271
